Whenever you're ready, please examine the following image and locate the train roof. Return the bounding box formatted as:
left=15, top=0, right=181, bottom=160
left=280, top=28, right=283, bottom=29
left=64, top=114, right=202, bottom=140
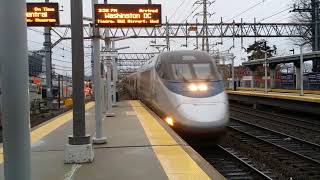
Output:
left=158, top=50, right=213, bottom=64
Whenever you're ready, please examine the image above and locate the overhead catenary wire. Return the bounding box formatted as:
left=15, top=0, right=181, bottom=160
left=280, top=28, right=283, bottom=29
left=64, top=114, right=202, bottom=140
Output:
left=169, top=0, right=188, bottom=22
left=258, top=7, right=291, bottom=22
left=225, top=0, right=267, bottom=22
left=181, top=3, right=202, bottom=23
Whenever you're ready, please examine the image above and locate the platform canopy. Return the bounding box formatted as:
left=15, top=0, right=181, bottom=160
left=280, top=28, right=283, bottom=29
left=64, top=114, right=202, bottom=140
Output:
left=242, top=51, right=320, bottom=66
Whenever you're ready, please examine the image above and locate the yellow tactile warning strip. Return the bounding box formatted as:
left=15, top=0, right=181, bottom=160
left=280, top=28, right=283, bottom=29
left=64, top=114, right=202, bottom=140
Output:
left=234, top=87, right=320, bottom=95
left=130, top=100, right=211, bottom=180
left=227, top=90, right=320, bottom=103
left=0, top=102, right=95, bottom=164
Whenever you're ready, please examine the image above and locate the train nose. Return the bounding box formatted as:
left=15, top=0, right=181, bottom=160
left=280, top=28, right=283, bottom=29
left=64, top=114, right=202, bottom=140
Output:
left=176, top=103, right=229, bottom=128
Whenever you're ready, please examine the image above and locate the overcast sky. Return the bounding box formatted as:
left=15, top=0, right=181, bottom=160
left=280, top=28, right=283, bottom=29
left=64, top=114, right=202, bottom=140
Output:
left=26, top=0, right=299, bottom=76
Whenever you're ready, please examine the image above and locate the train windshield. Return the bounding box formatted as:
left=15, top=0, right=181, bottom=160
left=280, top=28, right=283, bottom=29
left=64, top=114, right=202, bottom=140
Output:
left=171, top=63, right=217, bottom=81
left=157, top=52, right=222, bottom=82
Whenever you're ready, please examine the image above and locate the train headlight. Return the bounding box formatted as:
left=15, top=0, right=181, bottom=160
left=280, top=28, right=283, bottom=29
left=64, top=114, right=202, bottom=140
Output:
left=198, top=84, right=208, bottom=91
left=165, top=117, right=174, bottom=126
left=188, top=84, right=198, bottom=92
left=188, top=83, right=208, bottom=92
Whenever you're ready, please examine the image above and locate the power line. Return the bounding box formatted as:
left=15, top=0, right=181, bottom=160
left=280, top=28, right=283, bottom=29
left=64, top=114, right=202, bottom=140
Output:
left=169, top=0, right=188, bottom=21
left=225, top=0, right=266, bottom=22
left=181, top=3, right=202, bottom=22
left=258, top=7, right=291, bottom=22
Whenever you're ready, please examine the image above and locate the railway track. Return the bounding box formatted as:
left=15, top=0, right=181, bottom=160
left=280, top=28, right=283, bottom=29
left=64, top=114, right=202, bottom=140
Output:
left=230, top=104, right=320, bottom=132
left=226, top=118, right=320, bottom=179
left=230, top=104, right=320, bottom=144
left=192, top=144, right=273, bottom=180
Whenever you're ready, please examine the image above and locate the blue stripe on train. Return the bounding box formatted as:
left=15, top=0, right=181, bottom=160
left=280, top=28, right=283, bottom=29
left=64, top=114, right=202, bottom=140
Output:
left=162, top=80, right=225, bottom=98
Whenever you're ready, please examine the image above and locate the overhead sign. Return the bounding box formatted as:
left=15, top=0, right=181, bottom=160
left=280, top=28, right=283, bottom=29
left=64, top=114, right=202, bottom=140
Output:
left=26, top=3, right=60, bottom=27
left=94, top=4, right=162, bottom=27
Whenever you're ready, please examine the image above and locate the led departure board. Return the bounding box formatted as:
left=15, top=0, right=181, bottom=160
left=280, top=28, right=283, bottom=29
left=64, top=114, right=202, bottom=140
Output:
left=94, top=4, right=162, bottom=27
left=26, top=3, right=60, bottom=27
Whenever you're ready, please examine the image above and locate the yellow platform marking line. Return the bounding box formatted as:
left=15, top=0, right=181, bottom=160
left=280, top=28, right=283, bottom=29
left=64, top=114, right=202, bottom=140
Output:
left=0, top=102, right=95, bottom=164
left=227, top=90, right=320, bottom=103
left=234, top=87, right=320, bottom=95
left=130, top=100, right=212, bottom=180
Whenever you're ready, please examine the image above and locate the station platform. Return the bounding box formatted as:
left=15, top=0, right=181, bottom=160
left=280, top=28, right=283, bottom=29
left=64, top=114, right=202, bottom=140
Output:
left=227, top=88, right=320, bottom=114
left=0, top=100, right=224, bottom=180
left=227, top=88, right=320, bottom=103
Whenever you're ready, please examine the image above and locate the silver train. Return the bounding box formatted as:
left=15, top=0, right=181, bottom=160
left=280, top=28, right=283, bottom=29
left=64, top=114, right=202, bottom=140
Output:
left=126, top=50, right=229, bottom=134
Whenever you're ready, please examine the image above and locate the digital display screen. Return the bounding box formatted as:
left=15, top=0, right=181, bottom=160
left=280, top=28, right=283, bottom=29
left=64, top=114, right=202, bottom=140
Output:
left=94, top=4, right=162, bottom=27
left=26, top=3, right=59, bottom=27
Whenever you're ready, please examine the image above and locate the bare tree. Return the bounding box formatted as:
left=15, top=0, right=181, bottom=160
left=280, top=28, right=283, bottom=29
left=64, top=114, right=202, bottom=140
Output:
left=290, top=0, right=313, bottom=50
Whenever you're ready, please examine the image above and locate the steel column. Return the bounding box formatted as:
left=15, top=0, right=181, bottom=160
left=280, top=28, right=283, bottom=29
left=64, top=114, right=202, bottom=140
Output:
left=106, top=64, right=114, bottom=117
left=44, top=0, right=53, bottom=108
left=231, top=56, right=235, bottom=91
left=68, top=0, right=90, bottom=145
left=0, top=0, right=31, bottom=179
left=300, top=45, right=304, bottom=96
left=264, top=53, right=268, bottom=93
left=111, top=41, right=117, bottom=105
left=92, top=0, right=106, bottom=144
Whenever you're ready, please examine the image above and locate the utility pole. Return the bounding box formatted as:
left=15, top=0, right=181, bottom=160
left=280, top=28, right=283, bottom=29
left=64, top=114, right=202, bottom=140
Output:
left=45, top=0, right=53, bottom=108
left=0, top=0, right=31, bottom=179
left=65, top=0, right=93, bottom=163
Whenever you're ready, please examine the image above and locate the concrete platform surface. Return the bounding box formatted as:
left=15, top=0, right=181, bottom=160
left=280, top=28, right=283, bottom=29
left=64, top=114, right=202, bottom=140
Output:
left=227, top=90, right=320, bottom=103
left=0, top=101, right=224, bottom=180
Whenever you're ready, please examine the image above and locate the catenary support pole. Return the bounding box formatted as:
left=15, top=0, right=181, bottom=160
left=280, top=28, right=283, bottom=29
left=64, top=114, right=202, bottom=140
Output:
left=166, top=16, right=170, bottom=51
left=0, top=0, right=31, bottom=179
left=58, top=75, right=61, bottom=109
left=295, top=63, right=301, bottom=90
left=232, top=56, right=235, bottom=91
left=92, top=0, right=107, bottom=144
left=65, top=0, right=94, bottom=164
left=69, top=0, right=89, bottom=145
left=111, top=41, right=117, bottom=106
left=101, top=64, right=106, bottom=114
left=104, top=0, right=114, bottom=117
left=106, top=63, right=114, bottom=117
left=45, top=0, right=53, bottom=108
